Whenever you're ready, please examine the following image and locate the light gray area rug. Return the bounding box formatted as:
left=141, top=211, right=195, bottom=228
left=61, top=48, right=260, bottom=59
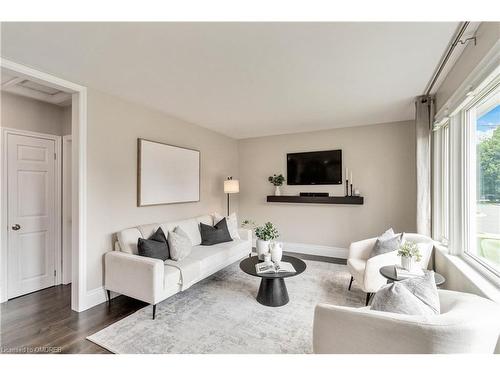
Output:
left=87, top=259, right=365, bottom=353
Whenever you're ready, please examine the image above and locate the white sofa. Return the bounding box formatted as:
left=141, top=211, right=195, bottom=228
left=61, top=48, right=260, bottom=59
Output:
left=313, top=289, right=500, bottom=353
left=104, top=214, right=252, bottom=318
left=347, top=233, right=434, bottom=305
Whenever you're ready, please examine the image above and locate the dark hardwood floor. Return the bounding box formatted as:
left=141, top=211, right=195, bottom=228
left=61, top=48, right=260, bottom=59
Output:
left=0, top=252, right=345, bottom=354
left=1, top=284, right=147, bottom=353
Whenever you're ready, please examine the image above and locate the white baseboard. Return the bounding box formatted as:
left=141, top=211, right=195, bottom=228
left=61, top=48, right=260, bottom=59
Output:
left=82, top=286, right=119, bottom=311
left=282, top=242, right=348, bottom=259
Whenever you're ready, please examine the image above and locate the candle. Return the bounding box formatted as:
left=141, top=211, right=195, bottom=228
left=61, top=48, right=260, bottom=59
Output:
left=346, top=167, right=349, bottom=180
left=350, top=171, right=353, bottom=184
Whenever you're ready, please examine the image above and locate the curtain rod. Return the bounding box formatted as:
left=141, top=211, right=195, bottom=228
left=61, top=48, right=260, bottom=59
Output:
left=423, top=22, right=471, bottom=96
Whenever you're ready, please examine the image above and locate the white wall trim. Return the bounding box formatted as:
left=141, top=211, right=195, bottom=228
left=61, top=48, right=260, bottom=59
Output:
left=1, top=58, right=89, bottom=312
left=0, top=128, right=62, bottom=300
left=434, top=40, right=500, bottom=123
left=282, top=242, right=348, bottom=259
left=62, top=135, right=72, bottom=285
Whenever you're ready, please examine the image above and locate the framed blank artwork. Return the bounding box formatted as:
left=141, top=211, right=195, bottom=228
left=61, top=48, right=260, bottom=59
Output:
left=137, top=138, right=200, bottom=206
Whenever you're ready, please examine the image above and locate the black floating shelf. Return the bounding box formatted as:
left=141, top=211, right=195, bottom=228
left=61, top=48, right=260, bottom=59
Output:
left=267, top=195, right=364, bottom=205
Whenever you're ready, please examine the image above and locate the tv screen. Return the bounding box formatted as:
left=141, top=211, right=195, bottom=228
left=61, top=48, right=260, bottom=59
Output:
left=287, top=150, right=342, bottom=185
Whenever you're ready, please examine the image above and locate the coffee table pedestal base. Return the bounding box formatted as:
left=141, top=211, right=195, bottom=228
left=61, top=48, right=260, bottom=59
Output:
left=257, top=277, right=289, bottom=307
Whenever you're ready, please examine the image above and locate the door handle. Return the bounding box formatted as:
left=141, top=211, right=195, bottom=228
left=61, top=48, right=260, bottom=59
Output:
left=11, top=224, right=21, bottom=231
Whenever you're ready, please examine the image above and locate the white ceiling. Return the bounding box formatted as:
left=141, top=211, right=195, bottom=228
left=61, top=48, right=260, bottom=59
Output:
left=0, top=22, right=458, bottom=138
left=1, top=69, right=72, bottom=106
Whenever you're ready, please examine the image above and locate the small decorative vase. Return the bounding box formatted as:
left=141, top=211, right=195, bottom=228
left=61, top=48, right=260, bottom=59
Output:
left=401, top=256, right=413, bottom=271
left=256, top=239, right=270, bottom=260
left=274, top=186, right=281, bottom=196
left=270, top=242, right=283, bottom=262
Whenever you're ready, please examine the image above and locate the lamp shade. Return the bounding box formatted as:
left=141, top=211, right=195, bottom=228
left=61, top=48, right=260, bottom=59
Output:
left=224, top=179, right=239, bottom=194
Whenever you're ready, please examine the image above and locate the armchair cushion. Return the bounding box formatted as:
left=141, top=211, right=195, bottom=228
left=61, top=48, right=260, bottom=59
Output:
left=371, top=271, right=440, bottom=316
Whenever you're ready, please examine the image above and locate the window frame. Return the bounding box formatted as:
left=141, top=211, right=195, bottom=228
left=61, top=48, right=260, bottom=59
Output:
left=462, top=82, right=500, bottom=279
left=432, top=63, right=500, bottom=286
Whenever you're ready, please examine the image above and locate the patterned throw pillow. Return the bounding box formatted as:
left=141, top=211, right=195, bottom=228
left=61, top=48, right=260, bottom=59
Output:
left=167, top=226, right=192, bottom=261
left=369, top=228, right=404, bottom=258
left=371, top=271, right=440, bottom=316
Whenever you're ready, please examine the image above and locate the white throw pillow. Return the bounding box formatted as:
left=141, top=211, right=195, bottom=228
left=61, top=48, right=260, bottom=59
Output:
left=213, top=212, right=240, bottom=240
left=168, top=226, right=192, bottom=261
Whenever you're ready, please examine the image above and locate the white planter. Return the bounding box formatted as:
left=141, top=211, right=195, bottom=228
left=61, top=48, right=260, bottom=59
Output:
left=401, top=256, right=413, bottom=271
left=274, top=186, right=281, bottom=196
left=256, top=239, right=270, bottom=260
left=270, top=242, right=283, bottom=262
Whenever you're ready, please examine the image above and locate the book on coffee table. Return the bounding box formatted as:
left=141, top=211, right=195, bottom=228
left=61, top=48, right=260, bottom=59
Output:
left=256, top=261, right=296, bottom=274
left=394, top=265, right=424, bottom=279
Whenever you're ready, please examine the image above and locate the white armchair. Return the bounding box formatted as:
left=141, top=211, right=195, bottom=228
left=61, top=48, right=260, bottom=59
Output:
left=347, top=233, right=434, bottom=305
left=313, top=289, right=500, bottom=353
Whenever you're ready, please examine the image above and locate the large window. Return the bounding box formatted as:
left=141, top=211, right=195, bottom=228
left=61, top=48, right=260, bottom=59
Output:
left=433, top=68, right=499, bottom=282
left=464, top=89, right=500, bottom=276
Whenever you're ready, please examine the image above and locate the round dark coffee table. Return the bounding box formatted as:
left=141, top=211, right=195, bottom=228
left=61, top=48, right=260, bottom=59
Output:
left=239, top=255, right=306, bottom=307
left=379, top=265, right=445, bottom=286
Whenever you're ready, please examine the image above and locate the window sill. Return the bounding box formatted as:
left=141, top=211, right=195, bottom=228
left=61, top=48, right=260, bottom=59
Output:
left=434, top=245, right=500, bottom=303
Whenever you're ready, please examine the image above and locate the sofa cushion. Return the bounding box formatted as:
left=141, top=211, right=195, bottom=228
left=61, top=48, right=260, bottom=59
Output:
left=371, top=271, right=440, bottom=316
left=213, top=212, right=241, bottom=240
left=200, top=218, right=233, bottom=246
left=168, top=227, right=193, bottom=261
left=117, top=223, right=160, bottom=255
left=191, top=239, right=249, bottom=273
left=160, top=215, right=212, bottom=246
left=137, top=227, right=169, bottom=261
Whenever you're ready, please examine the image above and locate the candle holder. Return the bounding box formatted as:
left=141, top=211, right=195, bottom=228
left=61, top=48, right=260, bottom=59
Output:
left=350, top=183, right=353, bottom=197
left=345, top=179, right=349, bottom=197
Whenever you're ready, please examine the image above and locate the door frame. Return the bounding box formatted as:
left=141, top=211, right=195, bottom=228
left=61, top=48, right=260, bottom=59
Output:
left=62, top=134, right=72, bottom=285
left=2, top=128, right=62, bottom=295
left=0, top=58, right=88, bottom=312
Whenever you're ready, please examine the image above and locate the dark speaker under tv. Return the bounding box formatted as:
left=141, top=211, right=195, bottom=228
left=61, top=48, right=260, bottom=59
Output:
left=300, top=192, right=329, bottom=197
left=287, top=150, right=342, bottom=185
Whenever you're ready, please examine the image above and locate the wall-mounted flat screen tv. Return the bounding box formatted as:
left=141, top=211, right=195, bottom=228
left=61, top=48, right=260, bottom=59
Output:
left=287, top=150, right=342, bottom=185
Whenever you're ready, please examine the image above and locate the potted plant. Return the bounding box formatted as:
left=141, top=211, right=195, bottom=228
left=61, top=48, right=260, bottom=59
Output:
left=268, top=174, right=285, bottom=196
left=397, top=241, right=422, bottom=271
left=242, top=220, right=280, bottom=260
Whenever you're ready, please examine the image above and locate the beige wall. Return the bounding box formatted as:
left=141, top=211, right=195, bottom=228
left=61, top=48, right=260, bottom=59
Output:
left=85, top=89, right=239, bottom=290
left=435, top=22, right=499, bottom=112
left=1, top=92, right=67, bottom=135
left=61, top=105, right=72, bottom=135
left=238, top=120, right=416, bottom=251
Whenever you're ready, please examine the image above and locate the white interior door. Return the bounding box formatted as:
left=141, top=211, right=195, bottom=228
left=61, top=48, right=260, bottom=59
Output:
left=7, top=133, right=57, bottom=298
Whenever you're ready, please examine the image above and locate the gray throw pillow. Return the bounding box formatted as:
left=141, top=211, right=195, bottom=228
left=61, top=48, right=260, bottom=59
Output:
left=168, top=226, right=192, bottom=261
left=371, top=271, right=440, bottom=316
left=369, top=228, right=404, bottom=258
left=200, top=218, right=233, bottom=246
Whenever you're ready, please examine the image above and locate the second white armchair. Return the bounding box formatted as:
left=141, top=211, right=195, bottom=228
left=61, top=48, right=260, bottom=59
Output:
left=347, top=233, right=434, bottom=305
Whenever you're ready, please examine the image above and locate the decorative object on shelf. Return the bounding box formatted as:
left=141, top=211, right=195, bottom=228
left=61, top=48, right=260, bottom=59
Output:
left=242, top=220, right=280, bottom=260
left=264, top=253, right=271, bottom=262
left=397, top=241, right=422, bottom=271
left=345, top=167, right=349, bottom=197
left=268, top=174, right=285, bottom=196
left=270, top=241, right=283, bottom=262
left=224, top=176, right=239, bottom=216
left=350, top=171, right=353, bottom=196
left=354, top=189, right=361, bottom=196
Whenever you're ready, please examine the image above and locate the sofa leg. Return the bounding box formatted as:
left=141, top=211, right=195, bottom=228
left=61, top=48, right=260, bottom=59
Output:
left=348, top=276, right=353, bottom=291
left=152, top=304, right=157, bottom=320
left=365, top=293, right=372, bottom=306
left=106, top=289, right=111, bottom=304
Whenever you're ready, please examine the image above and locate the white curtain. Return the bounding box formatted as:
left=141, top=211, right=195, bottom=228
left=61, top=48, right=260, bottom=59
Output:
left=415, top=95, right=434, bottom=236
